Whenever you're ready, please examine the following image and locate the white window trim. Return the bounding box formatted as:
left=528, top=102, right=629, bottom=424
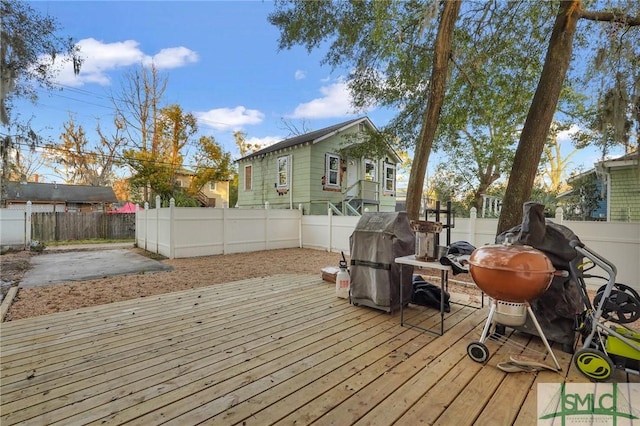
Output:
left=325, top=153, right=341, bottom=188
left=244, top=164, right=253, bottom=191
left=277, top=155, right=289, bottom=189
left=209, top=181, right=217, bottom=191
left=364, top=158, right=377, bottom=182
left=383, top=163, right=396, bottom=195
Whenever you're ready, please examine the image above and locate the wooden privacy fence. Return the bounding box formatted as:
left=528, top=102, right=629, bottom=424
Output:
left=31, top=212, right=136, bottom=241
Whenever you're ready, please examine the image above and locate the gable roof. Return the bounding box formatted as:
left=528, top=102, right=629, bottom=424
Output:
left=237, top=117, right=371, bottom=162
left=597, top=150, right=638, bottom=169
left=2, top=182, right=118, bottom=204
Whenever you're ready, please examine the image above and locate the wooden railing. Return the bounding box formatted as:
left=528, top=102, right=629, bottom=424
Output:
left=197, top=191, right=215, bottom=207
left=340, top=179, right=380, bottom=215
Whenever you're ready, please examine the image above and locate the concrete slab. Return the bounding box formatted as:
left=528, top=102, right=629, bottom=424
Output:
left=21, top=249, right=173, bottom=288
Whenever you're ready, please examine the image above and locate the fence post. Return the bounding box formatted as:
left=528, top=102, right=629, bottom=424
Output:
left=156, top=195, right=161, bottom=254
left=298, top=204, right=303, bottom=248
left=469, top=207, right=477, bottom=246
left=169, top=198, right=175, bottom=259
left=134, top=204, right=139, bottom=244
left=555, top=207, right=563, bottom=224
left=222, top=206, right=227, bottom=254
left=25, top=201, right=32, bottom=249
left=327, top=207, right=333, bottom=252
left=265, top=205, right=270, bottom=251
left=143, top=202, right=149, bottom=251
left=101, top=209, right=107, bottom=239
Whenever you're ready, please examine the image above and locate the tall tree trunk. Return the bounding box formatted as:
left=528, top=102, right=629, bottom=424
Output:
left=496, top=1, right=580, bottom=235
left=405, top=0, right=461, bottom=221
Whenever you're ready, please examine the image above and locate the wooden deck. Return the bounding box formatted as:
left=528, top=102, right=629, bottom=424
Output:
left=1, top=274, right=637, bottom=425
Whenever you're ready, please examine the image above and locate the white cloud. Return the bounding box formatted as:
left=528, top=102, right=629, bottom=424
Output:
left=247, top=135, right=281, bottom=150
left=195, top=106, right=265, bottom=131
left=556, top=124, right=580, bottom=145
left=47, top=38, right=198, bottom=87
left=289, top=80, right=356, bottom=119
left=144, top=47, right=199, bottom=69
left=294, top=70, right=306, bottom=80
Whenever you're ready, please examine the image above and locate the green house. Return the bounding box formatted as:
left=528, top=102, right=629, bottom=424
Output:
left=236, top=117, right=401, bottom=215
left=596, top=150, right=639, bottom=222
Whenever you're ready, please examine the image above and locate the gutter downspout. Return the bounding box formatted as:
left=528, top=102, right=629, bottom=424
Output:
left=289, top=154, right=293, bottom=210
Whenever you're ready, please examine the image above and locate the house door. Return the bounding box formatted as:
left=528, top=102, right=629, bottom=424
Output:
left=346, top=159, right=359, bottom=197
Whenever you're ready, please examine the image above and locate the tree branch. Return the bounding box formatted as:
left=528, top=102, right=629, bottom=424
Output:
left=580, top=10, right=640, bottom=26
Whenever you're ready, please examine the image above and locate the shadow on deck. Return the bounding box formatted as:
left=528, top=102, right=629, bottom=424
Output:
left=1, top=274, right=638, bottom=425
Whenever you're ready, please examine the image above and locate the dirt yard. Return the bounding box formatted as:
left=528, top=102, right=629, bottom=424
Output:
left=1, top=247, right=480, bottom=321
left=3, top=248, right=637, bottom=333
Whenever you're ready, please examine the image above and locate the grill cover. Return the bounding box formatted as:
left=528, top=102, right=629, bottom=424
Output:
left=495, top=202, right=584, bottom=349
left=349, top=212, right=415, bottom=312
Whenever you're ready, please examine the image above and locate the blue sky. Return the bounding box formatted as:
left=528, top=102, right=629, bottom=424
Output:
left=13, top=1, right=627, bottom=186
left=15, top=1, right=395, bottom=177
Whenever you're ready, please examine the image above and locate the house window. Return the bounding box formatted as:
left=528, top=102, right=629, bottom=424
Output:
left=244, top=164, right=253, bottom=191
left=209, top=182, right=217, bottom=191
left=364, top=159, right=376, bottom=182
left=277, top=155, right=289, bottom=189
left=175, top=179, right=183, bottom=188
left=384, top=163, right=396, bottom=194
left=325, top=153, right=341, bottom=188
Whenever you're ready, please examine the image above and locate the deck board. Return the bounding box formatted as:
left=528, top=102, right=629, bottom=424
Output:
left=1, top=273, right=638, bottom=425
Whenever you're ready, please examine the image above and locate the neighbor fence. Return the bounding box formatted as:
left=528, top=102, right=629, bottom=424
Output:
left=0, top=201, right=135, bottom=246
left=31, top=212, right=135, bottom=241
left=1, top=199, right=638, bottom=290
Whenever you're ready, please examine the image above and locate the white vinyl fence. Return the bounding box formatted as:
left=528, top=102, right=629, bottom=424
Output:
left=133, top=202, right=638, bottom=290
left=136, top=199, right=301, bottom=258
left=2, top=200, right=638, bottom=290
left=0, top=202, right=32, bottom=249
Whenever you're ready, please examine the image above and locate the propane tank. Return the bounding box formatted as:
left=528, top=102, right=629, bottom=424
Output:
left=336, top=251, right=350, bottom=300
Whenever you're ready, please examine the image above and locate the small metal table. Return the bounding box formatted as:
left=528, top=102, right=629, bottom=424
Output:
left=395, top=255, right=452, bottom=336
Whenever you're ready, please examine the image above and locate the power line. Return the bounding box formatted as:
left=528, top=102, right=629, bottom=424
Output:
left=42, top=82, right=243, bottom=129
left=8, top=139, right=237, bottom=174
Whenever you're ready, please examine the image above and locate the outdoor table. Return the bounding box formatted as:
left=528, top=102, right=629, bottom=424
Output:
left=395, top=255, right=484, bottom=336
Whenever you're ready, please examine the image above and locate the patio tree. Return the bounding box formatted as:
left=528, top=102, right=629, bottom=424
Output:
left=585, top=8, right=640, bottom=156
left=404, top=0, right=460, bottom=221
left=1, top=0, right=81, bottom=186
left=269, top=1, right=569, bottom=221
left=436, top=2, right=564, bottom=213
left=497, top=1, right=640, bottom=234
left=269, top=0, right=461, bottom=221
